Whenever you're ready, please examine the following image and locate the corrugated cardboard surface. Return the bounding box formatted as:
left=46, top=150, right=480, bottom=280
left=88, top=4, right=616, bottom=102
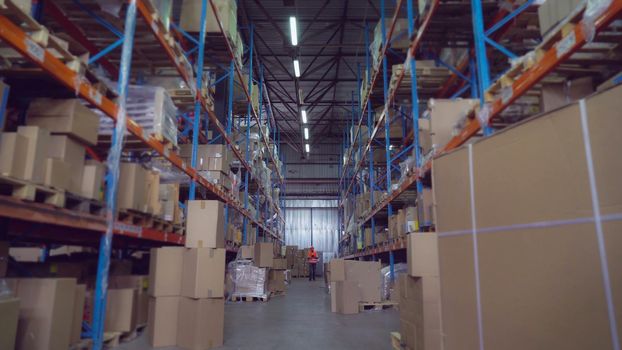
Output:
left=148, top=247, right=184, bottom=297
left=344, top=260, right=382, bottom=303
left=47, top=135, right=84, bottom=193
left=334, top=280, right=360, bottom=314
left=43, top=158, right=70, bottom=190
left=148, top=296, right=180, bottom=347
left=329, top=259, right=346, bottom=282
left=105, top=288, right=135, bottom=332
left=0, top=132, right=28, bottom=179
left=26, top=98, right=100, bottom=146
left=118, top=163, right=148, bottom=212
left=433, top=85, right=622, bottom=350
left=70, top=284, right=86, bottom=344
left=407, top=233, right=440, bottom=277
left=398, top=274, right=443, bottom=350
left=239, top=245, right=254, bottom=259
left=186, top=200, right=225, bottom=248
left=254, top=242, right=274, bottom=268
left=11, top=278, right=76, bottom=350
left=17, top=126, right=50, bottom=184
left=176, top=297, right=225, bottom=350
left=0, top=297, right=19, bottom=350
left=181, top=248, right=225, bottom=298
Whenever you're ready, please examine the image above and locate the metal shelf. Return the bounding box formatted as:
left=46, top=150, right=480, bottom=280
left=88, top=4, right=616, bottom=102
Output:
left=135, top=1, right=284, bottom=225
left=339, top=0, right=440, bottom=205
left=341, top=237, right=407, bottom=260
left=0, top=13, right=281, bottom=241
left=348, top=0, right=622, bottom=236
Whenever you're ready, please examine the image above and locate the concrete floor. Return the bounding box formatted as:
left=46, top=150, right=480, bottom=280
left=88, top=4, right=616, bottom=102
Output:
left=119, top=278, right=399, bottom=350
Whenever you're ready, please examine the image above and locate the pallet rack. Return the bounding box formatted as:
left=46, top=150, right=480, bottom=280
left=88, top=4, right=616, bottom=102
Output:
left=339, top=0, right=622, bottom=265
left=0, top=0, right=286, bottom=348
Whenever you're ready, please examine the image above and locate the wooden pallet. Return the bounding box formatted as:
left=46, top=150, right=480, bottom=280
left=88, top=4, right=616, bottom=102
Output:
left=231, top=294, right=269, bottom=302
left=270, top=290, right=286, bottom=297
left=359, top=300, right=398, bottom=312
left=65, top=192, right=105, bottom=216
left=0, top=174, right=65, bottom=207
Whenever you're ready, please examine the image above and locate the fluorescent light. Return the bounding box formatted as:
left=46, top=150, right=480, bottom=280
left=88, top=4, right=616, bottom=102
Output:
left=301, top=110, right=307, bottom=124
left=305, top=144, right=310, bottom=153
left=289, top=16, right=298, bottom=46
left=293, top=59, right=301, bottom=77
left=304, top=127, right=309, bottom=140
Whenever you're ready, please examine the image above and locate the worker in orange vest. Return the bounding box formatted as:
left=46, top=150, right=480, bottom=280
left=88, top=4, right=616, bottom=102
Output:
left=307, top=246, right=319, bottom=281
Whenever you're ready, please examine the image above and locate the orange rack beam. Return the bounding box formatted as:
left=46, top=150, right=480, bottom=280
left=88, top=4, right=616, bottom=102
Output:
left=135, top=1, right=284, bottom=225
left=0, top=14, right=281, bottom=240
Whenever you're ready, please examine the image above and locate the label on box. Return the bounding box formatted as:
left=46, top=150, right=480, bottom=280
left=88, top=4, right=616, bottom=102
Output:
left=25, top=38, right=45, bottom=62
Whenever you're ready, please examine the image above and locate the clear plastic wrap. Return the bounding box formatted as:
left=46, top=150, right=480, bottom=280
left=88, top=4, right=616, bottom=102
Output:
left=227, top=260, right=269, bottom=298
left=476, top=102, right=493, bottom=128
left=583, top=0, right=612, bottom=42
left=97, top=85, right=178, bottom=146
left=380, top=263, right=408, bottom=301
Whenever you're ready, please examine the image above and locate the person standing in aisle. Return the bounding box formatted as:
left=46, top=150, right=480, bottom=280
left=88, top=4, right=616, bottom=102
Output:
left=307, top=246, right=319, bottom=281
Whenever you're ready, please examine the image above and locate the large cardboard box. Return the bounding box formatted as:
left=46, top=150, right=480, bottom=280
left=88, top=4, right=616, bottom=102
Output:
left=43, top=158, right=71, bottom=190
left=329, top=259, right=347, bottom=282
left=330, top=281, right=338, bottom=313
left=537, top=0, right=582, bottom=35
left=144, top=170, right=161, bottom=215
left=17, top=126, right=50, bottom=184
left=81, top=160, right=104, bottom=200
left=344, top=260, right=382, bottom=302
left=398, top=274, right=442, bottom=350
left=541, top=76, right=594, bottom=112
left=177, top=297, right=225, bottom=349
left=26, top=98, right=100, bottom=146
left=407, top=233, right=439, bottom=277
left=186, top=200, right=225, bottom=248
left=285, top=245, right=298, bottom=267
left=105, top=288, right=135, bottom=332
left=239, top=245, right=254, bottom=259
left=0, top=296, right=19, bottom=350
left=11, top=278, right=76, bottom=350
left=70, top=284, right=86, bottom=345
left=396, top=209, right=406, bottom=237
left=254, top=242, right=274, bottom=268
left=433, top=85, right=622, bottom=350
left=181, top=248, right=226, bottom=299
left=333, top=280, right=360, bottom=314
left=426, top=99, right=478, bottom=154
left=272, top=258, right=287, bottom=270
left=268, top=269, right=286, bottom=293
left=148, top=296, right=180, bottom=347
left=180, top=0, right=237, bottom=37
left=0, top=132, right=28, bottom=179
left=118, top=163, right=148, bottom=212
left=148, top=247, right=184, bottom=297
left=108, top=275, right=149, bottom=325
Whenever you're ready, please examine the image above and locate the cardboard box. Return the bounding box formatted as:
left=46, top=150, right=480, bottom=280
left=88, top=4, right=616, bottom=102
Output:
left=396, top=209, right=406, bottom=237
left=11, top=278, right=76, bottom=350
left=420, top=187, right=435, bottom=227
left=268, top=269, right=286, bottom=292
left=329, top=259, right=347, bottom=282
left=344, top=260, right=382, bottom=303
left=108, top=275, right=149, bottom=325
left=148, top=247, right=184, bottom=297
left=398, top=275, right=442, bottom=350
left=537, top=0, right=582, bottom=35
left=148, top=296, right=180, bottom=347
left=105, top=288, right=135, bottom=332
left=541, top=77, right=594, bottom=112
left=70, top=285, right=86, bottom=345
left=426, top=99, right=478, bottom=154
left=0, top=296, right=19, bottom=350
left=0, top=132, right=28, bottom=179
left=181, top=248, right=226, bottom=299
left=333, top=280, right=360, bottom=314
left=48, top=135, right=85, bottom=192
left=17, top=126, right=50, bottom=184
left=330, top=282, right=338, bottom=313
left=144, top=170, right=161, bottom=214
left=43, top=158, right=71, bottom=190
left=272, top=258, right=287, bottom=270
left=180, top=0, right=237, bottom=37
left=177, top=297, right=224, bottom=349
left=285, top=245, right=297, bottom=267
left=81, top=161, right=104, bottom=200
left=26, top=98, right=100, bottom=146
left=433, top=85, right=622, bottom=350
left=118, top=163, right=148, bottom=212
left=404, top=206, right=418, bottom=233
left=186, top=200, right=225, bottom=248
left=254, top=242, right=274, bottom=268
left=407, top=233, right=439, bottom=277
left=239, top=245, right=254, bottom=259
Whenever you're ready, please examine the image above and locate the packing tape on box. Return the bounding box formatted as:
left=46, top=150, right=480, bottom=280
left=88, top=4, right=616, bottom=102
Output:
left=579, top=98, right=620, bottom=350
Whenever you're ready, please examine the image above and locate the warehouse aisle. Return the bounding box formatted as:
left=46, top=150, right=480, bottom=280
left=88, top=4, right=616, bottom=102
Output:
left=121, top=279, right=398, bottom=350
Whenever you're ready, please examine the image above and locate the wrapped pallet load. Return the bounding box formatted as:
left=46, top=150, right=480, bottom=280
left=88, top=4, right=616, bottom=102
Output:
left=97, top=85, right=178, bottom=146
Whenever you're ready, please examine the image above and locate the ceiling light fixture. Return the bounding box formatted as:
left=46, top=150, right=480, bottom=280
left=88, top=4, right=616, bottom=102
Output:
left=301, top=110, right=307, bottom=124
left=293, top=59, right=301, bottom=78
left=289, top=16, right=298, bottom=46
left=305, top=144, right=310, bottom=153
left=304, top=127, right=309, bottom=140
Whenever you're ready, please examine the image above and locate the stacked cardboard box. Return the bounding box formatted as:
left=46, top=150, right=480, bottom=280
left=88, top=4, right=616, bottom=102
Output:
left=433, top=85, right=622, bottom=349
left=293, top=249, right=309, bottom=278
left=328, top=259, right=382, bottom=314
left=180, top=0, right=237, bottom=39
left=108, top=275, right=149, bottom=328
left=285, top=245, right=298, bottom=268
left=147, top=246, right=225, bottom=349
left=398, top=233, right=442, bottom=350
left=538, top=0, right=582, bottom=36
left=179, top=144, right=232, bottom=189
left=186, top=200, right=225, bottom=248
left=422, top=99, right=478, bottom=156
left=254, top=242, right=274, bottom=268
